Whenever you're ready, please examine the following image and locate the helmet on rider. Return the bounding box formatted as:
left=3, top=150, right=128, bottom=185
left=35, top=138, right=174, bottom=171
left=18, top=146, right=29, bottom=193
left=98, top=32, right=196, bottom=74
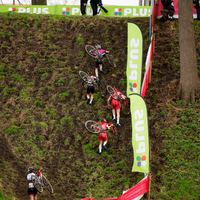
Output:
left=101, top=119, right=107, bottom=123
left=114, top=87, right=119, bottom=92
left=95, top=44, right=101, bottom=49
left=28, top=167, right=34, bottom=172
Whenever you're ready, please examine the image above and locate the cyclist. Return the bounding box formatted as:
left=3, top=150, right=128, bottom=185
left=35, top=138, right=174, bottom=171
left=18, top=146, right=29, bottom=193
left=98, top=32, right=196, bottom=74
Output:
left=94, top=44, right=109, bottom=77
left=82, top=72, right=98, bottom=105
left=27, top=167, right=38, bottom=200
left=107, top=88, right=125, bottom=126
left=98, top=119, right=111, bottom=154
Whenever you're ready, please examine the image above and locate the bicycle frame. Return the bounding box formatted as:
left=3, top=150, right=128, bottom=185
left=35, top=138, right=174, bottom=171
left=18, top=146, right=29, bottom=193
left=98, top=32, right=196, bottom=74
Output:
left=93, top=122, right=116, bottom=135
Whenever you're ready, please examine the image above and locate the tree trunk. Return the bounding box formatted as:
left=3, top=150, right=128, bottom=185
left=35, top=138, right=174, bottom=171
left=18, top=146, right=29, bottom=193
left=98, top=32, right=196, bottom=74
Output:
left=177, top=0, right=200, bottom=106
left=32, top=0, right=47, bottom=5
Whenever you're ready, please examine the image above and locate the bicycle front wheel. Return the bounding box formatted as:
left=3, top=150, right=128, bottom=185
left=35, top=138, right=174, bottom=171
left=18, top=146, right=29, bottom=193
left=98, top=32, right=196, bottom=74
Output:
left=98, top=80, right=107, bottom=97
left=85, top=45, right=97, bottom=58
left=85, top=120, right=101, bottom=134
left=79, top=71, right=91, bottom=82
left=106, top=54, right=116, bottom=68
left=42, top=175, right=53, bottom=193
left=31, top=175, right=43, bottom=193
left=122, top=98, right=130, bottom=115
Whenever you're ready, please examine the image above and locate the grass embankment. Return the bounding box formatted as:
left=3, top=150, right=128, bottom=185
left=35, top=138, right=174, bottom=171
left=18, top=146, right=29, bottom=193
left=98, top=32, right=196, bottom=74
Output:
left=147, top=19, right=200, bottom=200
left=0, top=13, right=199, bottom=200
left=0, top=13, right=149, bottom=200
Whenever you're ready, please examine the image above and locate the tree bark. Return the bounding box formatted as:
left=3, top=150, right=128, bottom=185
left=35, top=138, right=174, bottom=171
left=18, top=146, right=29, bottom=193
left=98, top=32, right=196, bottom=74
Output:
left=177, top=0, right=200, bottom=106
left=32, top=0, right=47, bottom=5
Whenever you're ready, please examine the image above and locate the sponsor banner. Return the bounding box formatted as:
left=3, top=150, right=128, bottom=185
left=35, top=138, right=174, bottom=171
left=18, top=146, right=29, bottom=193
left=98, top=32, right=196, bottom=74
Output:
left=0, top=5, right=151, bottom=17
left=126, top=22, right=143, bottom=97
left=156, top=0, right=197, bottom=18
left=0, top=5, right=56, bottom=15
left=130, top=94, right=149, bottom=173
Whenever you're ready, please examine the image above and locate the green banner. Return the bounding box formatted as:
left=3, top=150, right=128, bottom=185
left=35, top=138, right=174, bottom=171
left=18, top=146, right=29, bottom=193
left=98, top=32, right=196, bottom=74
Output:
left=0, top=5, right=150, bottom=17
left=126, top=22, right=143, bottom=97
left=0, top=5, right=56, bottom=15
left=130, top=94, right=149, bottom=173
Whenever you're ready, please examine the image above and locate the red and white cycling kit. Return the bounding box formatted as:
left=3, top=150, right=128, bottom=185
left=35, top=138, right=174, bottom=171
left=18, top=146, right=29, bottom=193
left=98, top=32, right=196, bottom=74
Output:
left=108, top=91, right=124, bottom=110
left=98, top=122, right=109, bottom=142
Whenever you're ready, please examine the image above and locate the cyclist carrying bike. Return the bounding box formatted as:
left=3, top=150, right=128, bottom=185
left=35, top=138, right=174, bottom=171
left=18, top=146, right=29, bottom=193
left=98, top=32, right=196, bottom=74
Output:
left=107, top=88, right=125, bottom=126
left=98, top=119, right=111, bottom=154
left=94, top=44, right=109, bottom=77
left=82, top=72, right=99, bottom=105
left=27, top=167, right=39, bottom=200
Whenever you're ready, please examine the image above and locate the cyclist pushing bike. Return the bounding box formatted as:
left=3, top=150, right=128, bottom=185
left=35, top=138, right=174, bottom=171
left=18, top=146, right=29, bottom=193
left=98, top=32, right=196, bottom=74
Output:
left=27, top=167, right=40, bottom=200
left=98, top=119, right=111, bottom=154
left=82, top=72, right=99, bottom=105
left=94, top=44, right=109, bottom=77
left=107, top=87, right=126, bottom=126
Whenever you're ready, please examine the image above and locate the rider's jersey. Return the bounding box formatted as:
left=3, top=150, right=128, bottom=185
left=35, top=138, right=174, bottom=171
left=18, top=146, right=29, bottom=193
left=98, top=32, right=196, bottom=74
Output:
left=100, top=122, right=109, bottom=134
left=27, top=173, right=36, bottom=189
left=109, top=91, right=124, bottom=101
left=83, top=75, right=98, bottom=86
left=94, top=49, right=106, bottom=60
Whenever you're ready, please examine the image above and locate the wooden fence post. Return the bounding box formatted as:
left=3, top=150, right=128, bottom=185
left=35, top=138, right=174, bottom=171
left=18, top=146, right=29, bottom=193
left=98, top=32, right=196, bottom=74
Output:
left=147, top=174, right=151, bottom=200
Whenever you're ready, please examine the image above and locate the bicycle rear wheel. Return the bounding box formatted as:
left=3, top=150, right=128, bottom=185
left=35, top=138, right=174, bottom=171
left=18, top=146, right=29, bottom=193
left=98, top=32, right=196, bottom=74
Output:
left=85, top=120, right=101, bottom=134
left=42, top=175, right=53, bottom=193
left=107, top=85, right=120, bottom=100
left=31, top=175, right=43, bottom=193
left=85, top=45, right=97, bottom=58
left=108, top=125, right=119, bottom=145
left=98, top=80, right=107, bottom=97
left=122, top=98, right=131, bottom=115
left=79, top=71, right=91, bottom=82
left=106, top=54, right=116, bottom=68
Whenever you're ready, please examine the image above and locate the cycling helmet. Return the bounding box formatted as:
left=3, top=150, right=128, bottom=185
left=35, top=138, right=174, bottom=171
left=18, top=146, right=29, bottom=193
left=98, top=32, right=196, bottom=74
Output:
left=95, top=44, right=101, bottom=49
left=102, top=119, right=107, bottom=123
left=28, top=167, right=34, bottom=172
left=114, top=87, right=119, bottom=92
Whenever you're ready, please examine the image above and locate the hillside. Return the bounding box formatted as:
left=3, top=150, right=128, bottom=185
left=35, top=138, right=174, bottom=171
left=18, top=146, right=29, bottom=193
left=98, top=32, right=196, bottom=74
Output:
left=0, top=13, right=199, bottom=200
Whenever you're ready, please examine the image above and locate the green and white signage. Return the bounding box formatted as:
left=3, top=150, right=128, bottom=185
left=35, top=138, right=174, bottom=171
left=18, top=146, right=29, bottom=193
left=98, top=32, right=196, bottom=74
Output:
left=0, top=5, right=150, bottom=17
left=126, top=22, right=143, bottom=97
left=130, top=94, right=149, bottom=173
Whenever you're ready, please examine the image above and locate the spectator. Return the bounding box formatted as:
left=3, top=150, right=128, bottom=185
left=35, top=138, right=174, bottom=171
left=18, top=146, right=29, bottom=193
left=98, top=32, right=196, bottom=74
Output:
left=193, top=0, right=200, bottom=20
left=80, top=0, right=87, bottom=15
left=161, top=0, right=175, bottom=21
left=90, top=0, right=100, bottom=16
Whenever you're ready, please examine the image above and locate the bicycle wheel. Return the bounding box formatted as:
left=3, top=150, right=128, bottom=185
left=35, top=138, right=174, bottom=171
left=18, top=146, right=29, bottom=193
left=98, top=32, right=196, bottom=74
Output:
left=106, top=54, right=116, bottom=68
left=122, top=97, right=131, bottom=115
left=107, top=85, right=120, bottom=100
left=31, top=175, right=43, bottom=193
left=42, top=175, right=53, bottom=193
left=108, top=125, right=119, bottom=145
left=85, top=45, right=97, bottom=58
left=79, top=71, right=92, bottom=82
left=85, top=120, right=102, bottom=134
left=98, top=80, right=107, bottom=97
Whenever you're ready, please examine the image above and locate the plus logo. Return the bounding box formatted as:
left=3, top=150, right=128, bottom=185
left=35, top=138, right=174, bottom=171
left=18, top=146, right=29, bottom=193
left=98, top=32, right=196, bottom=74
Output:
left=136, top=155, right=146, bottom=167
left=129, top=82, right=137, bottom=92
left=9, top=7, right=16, bottom=13
left=62, top=7, right=70, bottom=15
left=114, top=8, right=122, bottom=16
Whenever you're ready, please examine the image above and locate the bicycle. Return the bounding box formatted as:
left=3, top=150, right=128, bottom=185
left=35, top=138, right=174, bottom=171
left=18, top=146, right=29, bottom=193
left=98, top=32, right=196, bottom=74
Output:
left=107, top=85, right=130, bottom=115
left=79, top=71, right=107, bottom=97
left=85, top=120, right=119, bottom=143
left=31, top=167, right=53, bottom=194
left=85, top=45, right=116, bottom=68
